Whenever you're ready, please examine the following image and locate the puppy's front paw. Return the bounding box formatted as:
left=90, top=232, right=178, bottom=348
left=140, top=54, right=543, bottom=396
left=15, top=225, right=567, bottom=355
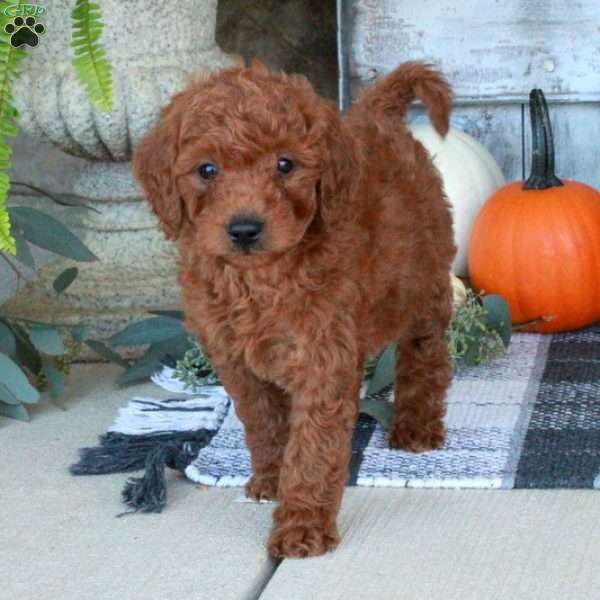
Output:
left=389, top=421, right=446, bottom=452
left=268, top=522, right=340, bottom=558
left=245, top=475, right=279, bottom=502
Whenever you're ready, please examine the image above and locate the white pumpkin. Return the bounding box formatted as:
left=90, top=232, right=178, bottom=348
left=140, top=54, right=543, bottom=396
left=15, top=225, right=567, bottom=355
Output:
left=409, top=122, right=505, bottom=276
left=450, top=273, right=467, bottom=310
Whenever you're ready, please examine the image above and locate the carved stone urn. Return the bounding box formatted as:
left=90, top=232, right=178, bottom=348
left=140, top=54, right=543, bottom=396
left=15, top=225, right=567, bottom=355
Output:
left=2, top=0, right=234, bottom=339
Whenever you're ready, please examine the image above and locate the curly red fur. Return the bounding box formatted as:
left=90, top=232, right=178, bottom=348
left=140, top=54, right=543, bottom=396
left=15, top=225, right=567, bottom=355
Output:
left=133, top=61, right=456, bottom=558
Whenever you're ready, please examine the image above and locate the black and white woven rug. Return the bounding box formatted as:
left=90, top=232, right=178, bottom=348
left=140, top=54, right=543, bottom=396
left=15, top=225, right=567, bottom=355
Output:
left=72, top=326, right=600, bottom=512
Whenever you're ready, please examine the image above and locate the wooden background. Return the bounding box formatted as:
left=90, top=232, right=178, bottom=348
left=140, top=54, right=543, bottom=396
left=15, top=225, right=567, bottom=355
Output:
left=341, top=0, right=600, bottom=187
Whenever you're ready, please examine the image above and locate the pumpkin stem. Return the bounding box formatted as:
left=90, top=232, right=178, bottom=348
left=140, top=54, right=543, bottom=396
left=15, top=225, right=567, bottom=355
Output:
left=537, top=90, right=563, bottom=187
left=523, top=89, right=563, bottom=190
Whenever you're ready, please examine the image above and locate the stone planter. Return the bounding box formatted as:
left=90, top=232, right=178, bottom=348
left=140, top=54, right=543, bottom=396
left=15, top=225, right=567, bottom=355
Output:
left=2, top=0, right=234, bottom=340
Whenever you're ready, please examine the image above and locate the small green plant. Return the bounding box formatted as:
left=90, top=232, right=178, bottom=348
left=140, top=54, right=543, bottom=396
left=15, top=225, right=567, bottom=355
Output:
left=86, top=311, right=190, bottom=387
left=105, top=288, right=511, bottom=397
left=0, top=185, right=98, bottom=420
left=71, top=0, right=114, bottom=112
left=175, top=340, right=220, bottom=388
left=0, top=1, right=26, bottom=254
left=0, top=0, right=113, bottom=255
left=0, top=0, right=115, bottom=420
left=447, top=290, right=509, bottom=367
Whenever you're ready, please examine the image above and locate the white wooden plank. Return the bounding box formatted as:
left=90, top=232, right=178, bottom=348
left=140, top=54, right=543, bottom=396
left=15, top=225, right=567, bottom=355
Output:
left=261, top=488, right=600, bottom=600
left=523, top=102, right=600, bottom=189
left=451, top=104, right=524, bottom=182
left=349, top=0, right=600, bottom=103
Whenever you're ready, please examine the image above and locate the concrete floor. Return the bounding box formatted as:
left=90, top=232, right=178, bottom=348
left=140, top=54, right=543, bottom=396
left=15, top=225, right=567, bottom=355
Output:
left=3, top=365, right=600, bottom=600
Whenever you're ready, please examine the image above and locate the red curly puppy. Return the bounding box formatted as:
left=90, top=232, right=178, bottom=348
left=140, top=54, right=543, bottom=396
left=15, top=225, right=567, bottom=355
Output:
left=133, top=61, right=456, bottom=558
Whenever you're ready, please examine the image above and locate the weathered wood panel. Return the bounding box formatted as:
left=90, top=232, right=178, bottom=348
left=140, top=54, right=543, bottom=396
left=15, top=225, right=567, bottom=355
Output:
left=342, top=0, right=600, bottom=185
left=348, top=0, right=600, bottom=104
left=408, top=103, right=525, bottom=182
left=523, top=102, right=600, bottom=188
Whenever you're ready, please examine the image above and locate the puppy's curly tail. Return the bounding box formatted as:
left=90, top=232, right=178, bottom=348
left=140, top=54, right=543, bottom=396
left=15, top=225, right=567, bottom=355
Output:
left=355, top=61, right=452, bottom=136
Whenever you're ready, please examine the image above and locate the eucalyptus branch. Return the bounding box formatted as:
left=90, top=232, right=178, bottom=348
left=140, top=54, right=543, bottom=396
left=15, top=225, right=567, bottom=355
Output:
left=0, top=250, right=26, bottom=286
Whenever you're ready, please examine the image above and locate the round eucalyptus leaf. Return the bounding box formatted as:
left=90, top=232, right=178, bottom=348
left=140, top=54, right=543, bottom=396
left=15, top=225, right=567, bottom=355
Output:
left=8, top=206, right=97, bottom=262
left=359, top=397, right=394, bottom=431
left=53, top=267, right=79, bottom=293
left=110, top=317, right=185, bottom=347
left=366, top=344, right=396, bottom=395
left=0, top=401, right=30, bottom=421
left=0, top=353, right=40, bottom=403
left=12, top=228, right=35, bottom=269
left=0, top=321, right=16, bottom=357
left=0, top=382, right=21, bottom=405
left=29, top=325, right=65, bottom=356
left=482, top=294, right=512, bottom=347
left=42, top=362, right=66, bottom=399
left=85, top=339, right=130, bottom=369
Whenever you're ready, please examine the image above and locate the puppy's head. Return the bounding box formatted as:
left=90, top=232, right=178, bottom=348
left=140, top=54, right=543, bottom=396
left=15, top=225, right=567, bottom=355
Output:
left=133, top=62, right=357, bottom=263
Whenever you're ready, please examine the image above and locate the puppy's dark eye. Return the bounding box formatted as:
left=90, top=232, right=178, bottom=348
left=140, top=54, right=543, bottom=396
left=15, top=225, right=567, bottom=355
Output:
left=277, top=157, right=294, bottom=174
left=198, top=163, right=218, bottom=180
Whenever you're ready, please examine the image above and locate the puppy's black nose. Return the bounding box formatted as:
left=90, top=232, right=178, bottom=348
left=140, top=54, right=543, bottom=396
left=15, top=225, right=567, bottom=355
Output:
left=227, top=217, right=263, bottom=247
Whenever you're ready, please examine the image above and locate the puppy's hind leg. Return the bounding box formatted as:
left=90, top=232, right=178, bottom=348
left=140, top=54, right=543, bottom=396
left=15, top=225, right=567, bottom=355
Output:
left=389, top=318, right=452, bottom=452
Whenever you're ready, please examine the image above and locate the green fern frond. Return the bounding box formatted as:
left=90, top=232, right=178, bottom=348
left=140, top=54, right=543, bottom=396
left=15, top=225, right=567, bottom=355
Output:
left=71, top=0, right=114, bottom=112
left=0, top=1, right=27, bottom=255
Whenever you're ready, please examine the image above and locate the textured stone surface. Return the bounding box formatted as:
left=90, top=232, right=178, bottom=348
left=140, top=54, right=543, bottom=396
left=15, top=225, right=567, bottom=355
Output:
left=4, top=0, right=234, bottom=342
left=2, top=0, right=339, bottom=343
left=16, top=0, right=234, bottom=159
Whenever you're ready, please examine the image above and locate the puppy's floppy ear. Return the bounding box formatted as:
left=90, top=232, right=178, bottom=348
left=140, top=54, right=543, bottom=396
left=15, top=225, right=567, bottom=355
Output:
left=316, top=104, right=359, bottom=225
left=133, top=107, right=183, bottom=240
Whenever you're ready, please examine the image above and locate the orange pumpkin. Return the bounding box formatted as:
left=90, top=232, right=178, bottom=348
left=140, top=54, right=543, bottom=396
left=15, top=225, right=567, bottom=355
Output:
left=469, top=89, right=600, bottom=333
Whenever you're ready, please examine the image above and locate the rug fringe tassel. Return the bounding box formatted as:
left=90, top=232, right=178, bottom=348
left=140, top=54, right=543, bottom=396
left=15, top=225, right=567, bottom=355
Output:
left=121, top=441, right=200, bottom=514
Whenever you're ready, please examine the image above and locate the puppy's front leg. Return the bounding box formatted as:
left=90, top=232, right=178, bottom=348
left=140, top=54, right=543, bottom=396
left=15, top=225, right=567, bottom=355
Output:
left=268, top=368, right=362, bottom=558
left=216, top=362, right=291, bottom=501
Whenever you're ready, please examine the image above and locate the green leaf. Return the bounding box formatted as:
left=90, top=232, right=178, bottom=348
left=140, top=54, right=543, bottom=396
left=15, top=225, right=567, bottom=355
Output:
left=12, top=227, right=34, bottom=269
left=0, top=13, right=26, bottom=255
left=0, top=381, right=20, bottom=404
left=116, top=357, right=162, bottom=386
left=0, top=194, right=15, bottom=253
left=148, top=310, right=185, bottom=321
left=71, top=0, right=114, bottom=112
left=53, top=267, right=79, bottom=293
left=0, top=352, right=39, bottom=403
left=84, top=339, right=130, bottom=368
left=70, top=325, right=88, bottom=343
left=482, top=294, right=512, bottom=348
left=109, top=317, right=186, bottom=347
left=0, top=401, right=29, bottom=421
left=0, top=320, right=15, bottom=357
left=8, top=206, right=97, bottom=262
left=459, top=324, right=486, bottom=366
left=150, top=334, right=191, bottom=362
left=42, top=362, right=65, bottom=399
left=116, top=334, right=191, bottom=386
left=11, top=322, right=42, bottom=375
left=11, top=183, right=99, bottom=212
left=359, top=397, right=394, bottom=430
left=366, top=344, right=396, bottom=395
left=29, top=325, right=65, bottom=356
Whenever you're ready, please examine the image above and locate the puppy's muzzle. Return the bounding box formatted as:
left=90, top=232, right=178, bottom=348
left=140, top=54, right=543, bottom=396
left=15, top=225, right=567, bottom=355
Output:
left=227, top=216, right=264, bottom=249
